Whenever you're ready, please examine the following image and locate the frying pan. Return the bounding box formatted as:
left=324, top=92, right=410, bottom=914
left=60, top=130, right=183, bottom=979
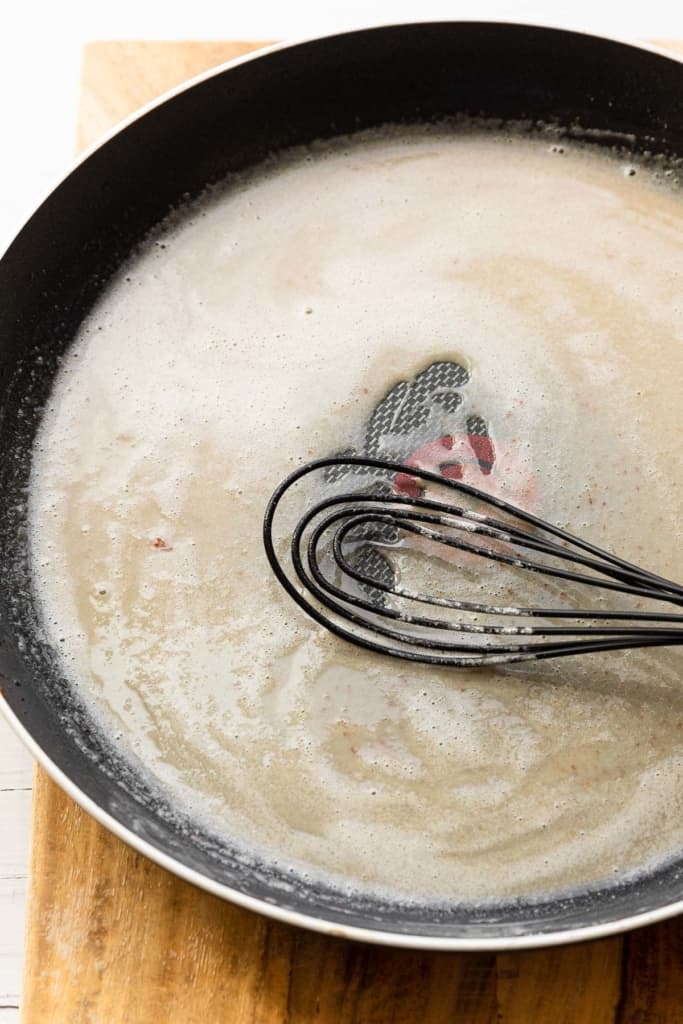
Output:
left=1, top=22, right=682, bottom=949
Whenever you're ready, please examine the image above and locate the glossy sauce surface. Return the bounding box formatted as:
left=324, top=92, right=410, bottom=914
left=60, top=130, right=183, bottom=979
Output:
left=29, top=129, right=683, bottom=900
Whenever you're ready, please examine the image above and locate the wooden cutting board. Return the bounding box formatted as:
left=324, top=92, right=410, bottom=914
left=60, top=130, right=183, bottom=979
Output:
left=22, top=39, right=683, bottom=1024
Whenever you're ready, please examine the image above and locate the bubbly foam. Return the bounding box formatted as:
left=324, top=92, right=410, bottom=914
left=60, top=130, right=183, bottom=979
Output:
left=29, top=127, right=683, bottom=900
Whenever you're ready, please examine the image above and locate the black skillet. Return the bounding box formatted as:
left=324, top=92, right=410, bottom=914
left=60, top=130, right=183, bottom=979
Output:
left=1, top=22, right=682, bottom=948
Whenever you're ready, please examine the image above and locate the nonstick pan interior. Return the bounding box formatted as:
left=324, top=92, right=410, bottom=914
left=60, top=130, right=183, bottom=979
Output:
left=1, top=22, right=683, bottom=947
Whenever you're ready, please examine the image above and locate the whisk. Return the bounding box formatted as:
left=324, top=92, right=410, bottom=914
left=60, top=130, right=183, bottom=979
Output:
left=263, top=456, right=683, bottom=666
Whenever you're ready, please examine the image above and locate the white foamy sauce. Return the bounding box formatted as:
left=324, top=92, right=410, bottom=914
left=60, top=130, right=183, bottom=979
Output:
left=29, top=128, right=683, bottom=901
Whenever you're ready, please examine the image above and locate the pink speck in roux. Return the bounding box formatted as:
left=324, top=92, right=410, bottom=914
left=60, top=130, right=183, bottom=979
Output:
left=394, top=433, right=537, bottom=509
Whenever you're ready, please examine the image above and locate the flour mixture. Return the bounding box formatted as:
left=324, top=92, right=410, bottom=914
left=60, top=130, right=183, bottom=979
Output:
left=29, top=128, right=683, bottom=901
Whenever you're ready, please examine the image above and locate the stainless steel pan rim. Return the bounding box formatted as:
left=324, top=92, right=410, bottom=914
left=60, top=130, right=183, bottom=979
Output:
left=3, top=699, right=683, bottom=950
left=2, top=22, right=682, bottom=267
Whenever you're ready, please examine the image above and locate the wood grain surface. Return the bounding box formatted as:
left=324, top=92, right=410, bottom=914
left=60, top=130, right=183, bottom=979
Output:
left=21, top=39, right=683, bottom=1024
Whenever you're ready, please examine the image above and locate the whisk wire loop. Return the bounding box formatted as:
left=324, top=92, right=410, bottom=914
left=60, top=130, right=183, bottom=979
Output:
left=263, top=456, right=683, bottom=666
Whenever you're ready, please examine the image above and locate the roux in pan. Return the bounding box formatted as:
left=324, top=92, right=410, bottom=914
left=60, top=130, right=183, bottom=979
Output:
left=29, top=128, right=683, bottom=901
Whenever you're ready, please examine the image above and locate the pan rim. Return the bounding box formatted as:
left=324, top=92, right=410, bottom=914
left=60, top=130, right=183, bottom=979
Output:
left=4, top=697, right=683, bottom=950
left=2, top=18, right=683, bottom=275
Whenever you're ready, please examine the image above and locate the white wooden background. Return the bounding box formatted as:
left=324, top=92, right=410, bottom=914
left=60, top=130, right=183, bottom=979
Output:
left=0, top=717, right=31, bottom=1021
left=2, top=7, right=682, bottom=1023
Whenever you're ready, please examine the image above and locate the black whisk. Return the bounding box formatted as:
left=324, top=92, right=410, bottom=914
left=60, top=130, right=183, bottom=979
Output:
left=263, top=456, right=683, bottom=666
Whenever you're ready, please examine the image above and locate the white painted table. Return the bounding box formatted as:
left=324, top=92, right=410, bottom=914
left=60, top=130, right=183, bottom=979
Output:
left=0, top=718, right=32, bottom=1020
